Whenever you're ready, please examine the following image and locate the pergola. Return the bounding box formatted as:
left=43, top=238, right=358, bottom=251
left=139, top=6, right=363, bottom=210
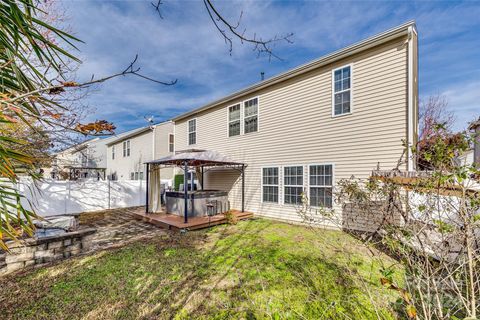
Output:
left=145, top=149, right=246, bottom=223
left=67, top=166, right=106, bottom=180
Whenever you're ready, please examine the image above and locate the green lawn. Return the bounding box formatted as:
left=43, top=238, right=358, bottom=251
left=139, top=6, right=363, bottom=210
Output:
left=0, top=218, right=403, bottom=319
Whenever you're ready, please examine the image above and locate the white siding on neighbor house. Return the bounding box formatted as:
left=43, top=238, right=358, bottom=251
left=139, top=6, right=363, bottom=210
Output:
left=107, top=130, right=154, bottom=180
left=106, top=122, right=174, bottom=181
left=173, top=37, right=415, bottom=224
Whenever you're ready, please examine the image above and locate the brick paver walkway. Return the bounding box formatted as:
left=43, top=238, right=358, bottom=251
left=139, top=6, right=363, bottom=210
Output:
left=78, top=206, right=167, bottom=251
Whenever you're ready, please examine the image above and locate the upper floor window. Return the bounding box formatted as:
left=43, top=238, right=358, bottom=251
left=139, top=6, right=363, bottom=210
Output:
left=169, top=134, right=174, bottom=153
left=244, top=98, right=258, bottom=134
left=333, top=65, right=351, bottom=116
left=284, top=166, right=303, bottom=205
left=123, top=140, right=130, bottom=157
left=309, top=165, right=333, bottom=208
left=262, top=167, right=279, bottom=203
left=188, top=119, right=196, bottom=145
left=112, top=145, right=115, bottom=160
left=228, top=104, right=241, bottom=137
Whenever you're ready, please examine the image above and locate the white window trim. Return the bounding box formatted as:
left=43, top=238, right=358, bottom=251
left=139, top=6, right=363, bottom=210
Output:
left=261, top=166, right=280, bottom=204
left=331, top=64, right=354, bottom=118
left=282, top=165, right=305, bottom=206
left=243, top=96, right=260, bottom=134
left=227, top=103, right=241, bottom=138
left=307, top=163, right=335, bottom=209
left=187, top=118, right=197, bottom=146
left=225, top=96, right=260, bottom=137
left=168, top=133, right=175, bottom=153
left=111, top=145, right=115, bottom=160
left=123, top=140, right=131, bottom=157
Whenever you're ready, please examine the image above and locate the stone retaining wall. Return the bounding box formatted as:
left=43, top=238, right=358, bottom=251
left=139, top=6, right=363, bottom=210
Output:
left=0, top=228, right=96, bottom=276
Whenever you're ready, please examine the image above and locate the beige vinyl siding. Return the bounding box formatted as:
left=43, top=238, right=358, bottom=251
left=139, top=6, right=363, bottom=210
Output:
left=153, top=122, right=174, bottom=180
left=174, top=37, right=410, bottom=223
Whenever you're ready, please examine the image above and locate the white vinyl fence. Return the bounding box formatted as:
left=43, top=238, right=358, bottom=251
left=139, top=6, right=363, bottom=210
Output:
left=18, top=178, right=170, bottom=217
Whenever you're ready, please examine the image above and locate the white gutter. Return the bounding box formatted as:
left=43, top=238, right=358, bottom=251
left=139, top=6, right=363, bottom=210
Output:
left=173, top=20, right=416, bottom=122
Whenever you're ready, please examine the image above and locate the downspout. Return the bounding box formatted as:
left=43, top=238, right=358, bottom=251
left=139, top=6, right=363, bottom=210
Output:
left=407, top=25, right=417, bottom=171
left=151, top=125, right=156, bottom=161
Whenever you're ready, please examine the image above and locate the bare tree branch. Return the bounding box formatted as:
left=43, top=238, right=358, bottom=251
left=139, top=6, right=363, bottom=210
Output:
left=152, top=0, right=293, bottom=60
left=202, top=0, right=293, bottom=60
left=151, top=0, right=164, bottom=19
left=5, top=54, right=177, bottom=104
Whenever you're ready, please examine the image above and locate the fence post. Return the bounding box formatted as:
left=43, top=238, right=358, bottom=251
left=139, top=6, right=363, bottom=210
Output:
left=139, top=179, right=143, bottom=206
left=65, top=181, right=71, bottom=215
left=108, top=179, right=111, bottom=209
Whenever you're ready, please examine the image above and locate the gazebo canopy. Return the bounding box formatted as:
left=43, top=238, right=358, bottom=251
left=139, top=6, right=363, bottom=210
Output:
left=146, top=149, right=244, bottom=168
left=144, top=149, right=247, bottom=219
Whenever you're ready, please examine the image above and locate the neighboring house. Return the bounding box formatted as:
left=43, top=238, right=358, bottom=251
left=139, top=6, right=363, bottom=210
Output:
left=455, top=117, right=480, bottom=167
left=107, top=121, right=174, bottom=181
left=47, top=137, right=107, bottom=180
left=46, top=126, right=154, bottom=180
left=169, top=21, right=419, bottom=224
left=469, top=117, right=480, bottom=167
left=456, top=149, right=474, bottom=167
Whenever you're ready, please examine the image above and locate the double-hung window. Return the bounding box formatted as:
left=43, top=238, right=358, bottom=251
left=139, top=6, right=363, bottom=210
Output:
left=333, top=65, right=351, bottom=116
left=244, top=98, right=258, bottom=134
left=262, top=167, right=279, bottom=203
left=112, top=145, right=115, bottom=160
left=309, top=165, right=333, bottom=208
left=123, top=140, right=130, bottom=157
left=284, top=166, right=303, bottom=205
left=130, top=172, right=135, bottom=180
left=169, top=134, right=174, bottom=152
left=188, top=119, right=196, bottom=145
left=228, top=104, right=241, bottom=137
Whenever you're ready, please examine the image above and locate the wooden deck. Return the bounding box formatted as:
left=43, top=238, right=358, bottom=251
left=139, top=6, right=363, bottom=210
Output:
left=133, top=209, right=254, bottom=230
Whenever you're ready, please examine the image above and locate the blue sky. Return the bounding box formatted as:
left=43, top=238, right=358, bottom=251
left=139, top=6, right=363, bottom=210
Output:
left=64, top=0, right=480, bottom=133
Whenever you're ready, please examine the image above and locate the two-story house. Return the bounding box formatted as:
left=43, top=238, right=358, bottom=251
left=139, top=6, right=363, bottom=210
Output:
left=47, top=137, right=109, bottom=180
left=107, top=121, right=175, bottom=182
left=167, top=21, right=419, bottom=224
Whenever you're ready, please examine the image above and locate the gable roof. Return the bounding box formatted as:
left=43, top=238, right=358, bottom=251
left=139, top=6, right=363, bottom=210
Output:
left=172, top=20, right=416, bottom=122
left=105, top=120, right=173, bottom=146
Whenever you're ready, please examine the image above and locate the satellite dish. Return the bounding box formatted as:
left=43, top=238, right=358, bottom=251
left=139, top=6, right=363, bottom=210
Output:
left=144, top=115, right=155, bottom=130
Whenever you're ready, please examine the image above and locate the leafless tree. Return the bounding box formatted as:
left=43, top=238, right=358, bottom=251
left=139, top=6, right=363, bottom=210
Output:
left=152, top=0, right=294, bottom=60
left=419, top=95, right=456, bottom=141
